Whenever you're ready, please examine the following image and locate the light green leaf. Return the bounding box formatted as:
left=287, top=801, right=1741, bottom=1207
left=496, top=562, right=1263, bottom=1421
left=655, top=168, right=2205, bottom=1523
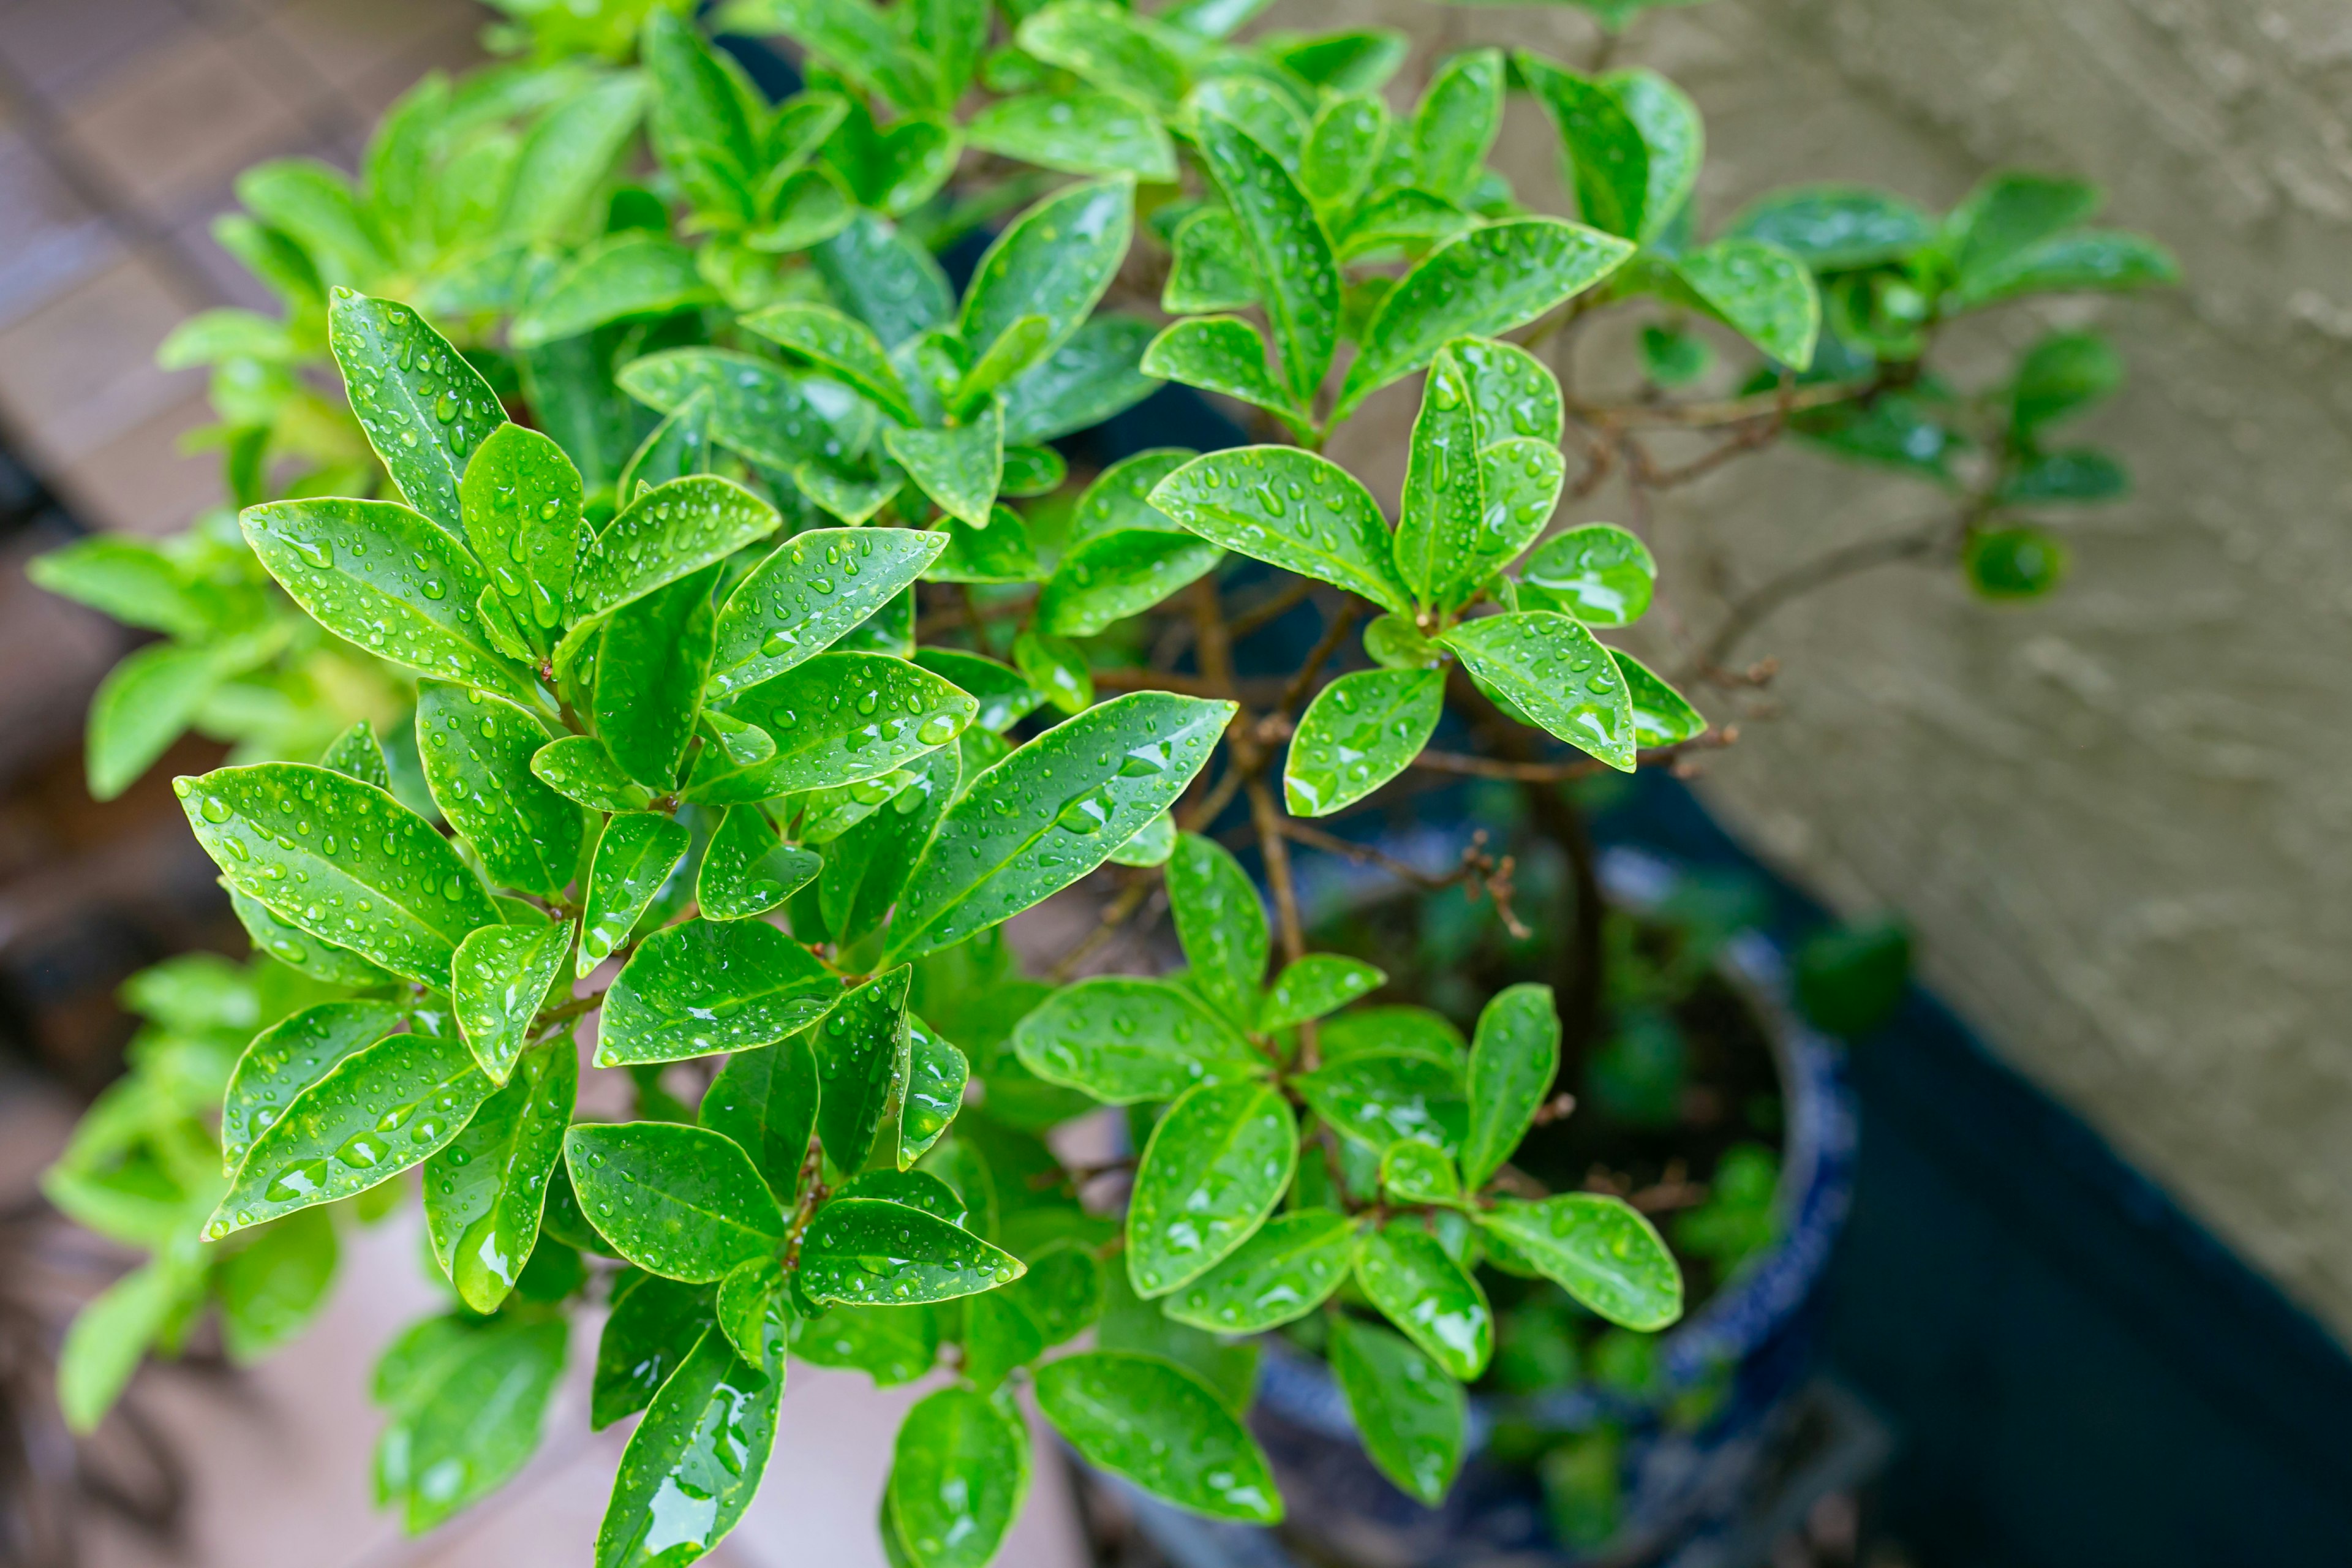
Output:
left=503, top=75, right=647, bottom=239
left=696, top=806, right=821, bottom=921
left=573, top=475, right=783, bottom=620
left=1327, top=1314, right=1463, bottom=1506
left=599, top=917, right=835, bottom=1066
left=530, top=735, right=652, bottom=813
left=1161, top=1208, right=1357, bottom=1333
left=696, top=652, right=974, bottom=802
left=1166, top=832, right=1267, bottom=1022
left=967, top=91, right=1176, bottom=181
left=709, top=527, right=946, bottom=698
left=206, top=1028, right=493, bottom=1238
left=813, top=212, right=954, bottom=348
left=1460, top=982, right=1558, bottom=1191
left=821, top=745, right=960, bottom=948
left=740, top=301, right=918, bottom=424
left=241, top=498, right=532, bottom=703
left=952, top=317, right=1055, bottom=421
left=960, top=178, right=1136, bottom=363
left=26, top=534, right=223, bottom=639
left=59, top=1255, right=198, bottom=1433
left=1412, top=48, right=1504, bottom=205
left=812, top=967, right=910, bottom=1172
left=1301, top=94, right=1389, bottom=213
left=564, top=1121, right=783, bottom=1283
left=595, top=563, right=719, bottom=789
left=1283, top=667, right=1442, bottom=817
left=1605, top=67, right=1703, bottom=242
left=1440, top=611, right=1636, bottom=771
left=1017, top=1, right=1190, bottom=113
left=1196, top=111, right=1337, bottom=406
left=724, top=0, right=940, bottom=111
left=1038, top=526, right=1223, bottom=637
left=578, top=813, right=690, bottom=975
left=1724, top=183, right=1934, bottom=271
left=1264, top=28, right=1407, bottom=92
left=87, top=642, right=224, bottom=802
left=1312, top=1005, right=1464, bottom=1068
left=1033, top=1352, right=1281, bottom=1523
left=717, top=1256, right=791, bottom=1365
left=897, top=1014, right=968, bottom=1169
left=1613, top=649, right=1707, bottom=747
left=320, top=720, right=393, bottom=791
left=617, top=348, right=872, bottom=472
left=1394, top=344, right=1485, bottom=608
left=1476, top=1194, right=1683, bottom=1329
left=1675, top=238, right=1820, bottom=369
left=1010, top=628, right=1090, bottom=714
left=1261, top=954, right=1384, bottom=1029
left=1163, top=208, right=1260, bottom=314
left=1149, top=447, right=1408, bottom=612
left=1127, top=1080, right=1295, bottom=1297
left=1338, top=219, right=1634, bottom=418
left=1514, top=56, right=1647, bottom=239
left=594, top=1324, right=781, bottom=1568
left=1355, top=1220, right=1491, bottom=1380
left=1516, top=524, right=1654, bottom=626
left=1186, top=77, right=1306, bottom=169
left=1139, top=317, right=1306, bottom=432
left=238, top=157, right=382, bottom=285
left=1000, top=312, right=1161, bottom=445
left=885, top=403, right=1003, bottom=527
left=417, top=682, right=585, bottom=899
left=884, top=692, right=1232, bottom=962
left=791, top=1300, right=940, bottom=1384
left=797, top=1197, right=1025, bottom=1305
left=1381, top=1141, right=1461, bottom=1207
left=1012, top=976, right=1265, bottom=1104
left=1964, top=526, right=2068, bottom=599
left=177, top=763, right=499, bottom=987
left=1107, top=810, right=1176, bottom=867
left=424, top=1039, right=575, bottom=1313
left=222, top=1000, right=406, bottom=1174
left=327, top=290, right=508, bottom=537
left=450, top=922, right=572, bottom=1085
left=592, top=1273, right=714, bottom=1430
left=1335, top=187, right=1474, bottom=262
left=1942, top=171, right=2100, bottom=285
left=700, top=1031, right=820, bottom=1203
left=228, top=880, right=383, bottom=990
left=513, top=233, right=714, bottom=349
left=217, top=1207, right=338, bottom=1362
left=1295, top=1050, right=1464, bottom=1155
left=374, top=1316, right=567, bottom=1534
left=887, top=1386, right=1028, bottom=1568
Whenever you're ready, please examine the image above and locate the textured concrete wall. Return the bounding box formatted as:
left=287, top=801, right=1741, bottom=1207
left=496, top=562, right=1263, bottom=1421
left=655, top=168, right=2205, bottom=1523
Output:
left=1305, top=0, right=2352, bottom=1332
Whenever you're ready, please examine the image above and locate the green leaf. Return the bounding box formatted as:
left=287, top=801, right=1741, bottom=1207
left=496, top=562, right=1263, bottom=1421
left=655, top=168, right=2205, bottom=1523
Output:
left=717, top=1255, right=791, bottom=1364
left=1641, top=322, right=1712, bottom=386
left=1003, top=1242, right=1104, bottom=1346
left=812, top=212, right=955, bottom=348
left=594, top=1324, right=782, bottom=1568
left=792, top=1300, right=940, bottom=1384
left=2010, top=331, right=2122, bottom=436
left=459, top=422, right=592, bottom=639
left=593, top=1271, right=715, bottom=1429
left=1460, top=982, right=1558, bottom=1191
left=1942, top=171, right=2100, bottom=286
left=1516, top=523, right=1654, bottom=626
left=575, top=475, right=783, bottom=621
left=960, top=178, right=1136, bottom=363
left=1338, top=219, right=1634, bottom=418
left=1017, top=2, right=1190, bottom=112
left=897, top=1015, right=968, bottom=1169
left=27, top=535, right=222, bottom=638
left=417, top=682, right=586, bottom=900
left=1951, top=229, right=2177, bottom=309
left=884, top=692, right=1232, bottom=962
left=1440, top=611, right=1637, bottom=771
left=1283, top=667, right=1442, bottom=817
left=810, top=966, right=910, bottom=1172
left=727, top=0, right=941, bottom=111
left=178, top=763, right=499, bottom=987
left=1295, top=1050, right=1465, bottom=1156
left=1355, top=1219, right=1491, bottom=1380
left=700, top=1032, right=820, bottom=1204
left=2000, top=448, right=2125, bottom=505
left=1515, top=56, right=1647, bottom=239
left=1476, top=1194, right=1683, bottom=1329
left=696, top=807, right=820, bottom=921
left=1302, top=94, right=1390, bottom=213
left=1381, top=1141, right=1461, bottom=1206
left=967, top=91, right=1177, bottom=181
left=1335, top=187, right=1476, bottom=262
left=1012, top=976, right=1265, bottom=1103
left=319, top=721, right=393, bottom=791
left=913, top=650, right=1039, bottom=731
left=578, top=812, right=690, bottom=975
left=424, top=1039, right=576, bottom=1313
left=450, top=922, right=572, bottom=1085
left=1412, top=48, right=1505, bottom=204
left=914, top=0, right=988, bottom=101
left=955, top=317, right=1057, bottom=420
left=1675, top=238, right=1820, bottom=370
left=797, top=1197, right=1025, bottom=1305
left=222, top=1000, right=406, bottom=1174
left=1000, top=312, right=1162, bottom=445
left=1161, top=1208, right=1357, bottom=1333
left=1606, top=67, right=1703, bottom=242
left=327, top=290, right=508, bottom=537
left=597, top=564, right=720, bottom=789
left=1107, top=810, right=1177, bottom=867
left=698, top=653, right=974, bottom=803
left=1033, top=1352, right=1281, bottom=1523
left=1393, top=342, right=1482, bottom=606
left=1964, top=527, right=2068, bottom=599
left=1327, top=1314, right=1463, bottom=1506
left=503, top=75, right=647, bottom=240
left=886, top=404, right=1003, bottom=527
left=822, top=747, right=960, bottom=947
left=1794, top=917, right=1912, bottom=1039
left=600, top=917, right=835, bottom=1066
left=217, top=1207, right=338, bottom=1362
left=564, top=1121, right=783, bottom=1283
left=375, top=1316, right=568, bottom=1533
left=530, top=735, right=652, bottom=813
left=86, top=642, right=224, bottom=802
left=1139, top=317, right=1306, bottom=432
left=1127, top=1080, right=1295, bottom=1297
left=1038, top=526, right=1223, bottom=638
left=241, top=498, right=533, bottom=704
left=1613, top=649, right=1708, bottom=747
left=1149, top=447, right=1408, bottom=611
left=1264, top=28, right=1407, bottom=92
left=620, top=389, right=714, bottom=500
left=237, top=156, right=381, bottom=284
left=1196, top=111, right=1338, bottom=406
left=1165, top=831, right=1268, bottom=1022
left=206, top=1028, right=492, bottom=1238
left=617, top=349, right=871, bottom=473
left=59, top=1256, right=197, bottom=1432
left=886, top=1387, right=1029, bottom=1568
left=513, top=234, right=714, bottom=348
left=1261, top=954, right=1385, bottom=1029
left=644, top=9, right=761, bottom=172
left=1724, top=184, right=1935, bottom=271
left=709, top=528, right=947, bottom=698
left=1163, top=208, right=1261, bottom=314
left=741, top=301, right=918, bottom=424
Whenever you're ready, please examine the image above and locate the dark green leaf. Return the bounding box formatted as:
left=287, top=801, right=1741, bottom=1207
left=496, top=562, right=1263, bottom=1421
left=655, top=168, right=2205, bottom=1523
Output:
left=1335, top=187, right=1475, bottom=261
left=1003, top=1242, right=1103, bottom=1346
left=1724, top=184, right=1935, bottom=271
left=823, top=746, right=959, bottom=948
left=596, top=563, right=720, bottom=789
left=700, top=1032, right=820, bottom=1204
left=2000, top=448, right=2125, bottom=505
left=616, top=349, right=871, bottom=473
left=514, top=234, right=715, bottom=348
left=1516, top=523, right=1654, bottom=625
left=1012, top=976, right=1265, bottom=1103
left=1148, top=447, right=1408, bottom=611
left=1033, top=1352, right=1280, bottom=1523
left=793, top=1300, right=940, bottom=1384
left=178, top=763, right=498, bottom=987
left=1675, top=238, right=1820, bottom=369
left=1964, top=527, right=2068, bottom=598
left=417, top=684, right=585, bottom=900
left=217, top=1207, right=338, bottom=1362
left=1460, top=982, right=1559, bottom=1190
left=530, top=735, right=652, bottom=813
left=709, top=527, right=947, bottom=698
left=1162, top=1208, right=1357, bottom=1333
left=1477, top=1194, right=1683, bottom=1329
left=1355, top=1219, right=1491, bottom=1379
left=574, top=476, right=783, bottom=621
left=2011, top=331, right=2122, bottom=436
left=1943, top=171, right=2099, bottom=287
left=968, top=91, right=1176, bottom=181
left=696, top=806, right=821, bottom=921
left=1613, top=649, right=1707, bottom=747
left=726, top=0, right=940, bottom=111
left=328, top=290, right=508, bottom=537
left=521, top=330, right=649, bottom=493
left=1283, top=666, right=1442, bottom=817
left=1264, top=27, right=1406, bottom=92
left=956, top=316, right=1057, bottom=417
left=620, top=389, right=713, bottom=500
left=1327, top=1314, right=1463, bottom=1506
left=1165, top=831, right=1268, bottom=1022
left=221, top=1000, right=405, bottom=1174
left=1000, top=312, right=1161, bottom=444
left=1127, top=1080, right=1295, bottom=1297
left=913, top=650, right=1039, bottom=731
left=696, top=652, right=974, bottom=802
left=594, top=1324, right=781, bottom=1568
left=1261, top=954, right=1384, bottom=1029
left=578, top=812, right=690, bottom=974
left=593, top=1271, right=715, bottom=1429
left=1139, top=317, right=1306, bottom=432
left=960, top=178, right=1136, bottom=362
left=450, top=922, right=572, bottom=1085
left=375, top=1317, right=568, bottom=1533
left=812, top=967, right=910, bottom=1172
left=1794, top=916, right=1912, bottom=1038
left=1038, top=526, right=1223, bottom=637
left=886, top=404, right=1003, bottom=527
left=797, top=1196, right=1025, bottom=1305
left=812, top=212, right=955, bottom=348
left=564, top=1121, right=783, bottom=1283
left=1295, top=1050, right=1465, bottom=1155
left=1197, top=111, right=1337, bottom=405
left=1440, top=611, right=1637, bottom=771
left=599, top=916, right=835, bottom=1066
left=1606, top=67, right=1703, bottom=243
left=740, top=301, right=918, bottom=424
left=887, top=1386, right=1028, bottom=1568
left=423, top=1039, right=575, bottom=1313
left=1515, top=56, right=1647, bottom=239
left=1412, top=48, right=1504, bottom=205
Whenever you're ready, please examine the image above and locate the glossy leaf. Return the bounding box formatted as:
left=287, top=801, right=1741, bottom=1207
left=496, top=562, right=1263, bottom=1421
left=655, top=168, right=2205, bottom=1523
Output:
left=86, top=643, right=225, bottom=802
left=1163, top=208, right=1260, bottom=314
left=1964, top=527, right=2068, bottom=599
left=716, top=1256, right=791, bottom=1365
left=374, top=1316, right=568, bottom=1534
left=178, top=763, right=498, bottom=987
left=740, top=301, right=917, bottom=424
left=1000, top=312, right=1161, bottom=445
left=1381, top=1141, right=1461, bottom=1207
left=513, top=233, right=714, bottom=348
left=1127, top=1080, right=1295, bottom=1297
left=320, top=721, right=393, bottom=791
left=1515, top=56, right=1646, bottom=239
left=328, top=290, right=508, bottom=537
left=822, top=745, right=960, bottom=947
left=1016, top=2, right=1189, bottom=113
left=1725, top=183, right=1935, bottom=271
left=1608, top=67, right=1703, bottom=241
left=1613, top=649, right=1708, bottom=747
left=1440, top=612, right=1636, bottom=772
left=966, top=90, right=1176, bottom=181
left=1516, top=524, right=1654, bottom=626
left=885, top=403, right=1002, bottom=527
left=696, top=806, right=821, bottom=920
left=883, top=693, right=1231, bottom=962
left=1107, top=810, right=1176, bottom=867
left=594, top=1325, right=781, bottom=1568
left=699, top=1033, right=820, bottom=1205
left=423, top=1039, right=575, bottom=1313
left=913, top=650, right=1038, bottom=731
left=792, top=1301, right=940, bottom=1385
left=1284, top=667, right=1442, bottom=818
left=927, top=507, right=1043, bottom=587
left=1033, top=1352, right=1280, bottom=1523
left=886, top=1387, right=1028, bottom=1568
left=578, top=813, right=690, bottom=975
left=1037, top=526, right=1223, bottom=637
left=1302, top=93, right=1389, bottom=213
left=1395, top=344, right=1485, bottom=607
left=530, top=736, right=652, bottom=813
left=617, top=349, right=869, bottom=473
left=1189, top=74, right=1308, bottom=168
left=1149, top=447, right=1408, bottom=612
left=2011, top=331, right=2123, bottom=435
left=728, top=0, right=938, bottom=110
left=596, top=562, right=719, bottom=789
left=1162, top=1208, right=1357, bottom=1333
left=698, top=653, right=974, bottom=803
left=812, top=967, right=911, bottom=1172
left=1949, top=229, right=2178, bottom=309
left=1477, top=1194, right=1683, bottom=1329
left=564, top=1121, right=783, bottom=1283
left=450, top=921, right=572, bottom=1085
left=1676, top=238, right=1820, bottom=370
left=1328, top=1314, right=1463, bottom=1506
left=221, top=1000, right=405, bottom=1174
left=593, top=1272, right=716, bottom=1430
left=797, top=1197, right=1025, bottom=1305
left=1460, top=982, right=1558, bottom=1191
left=1139, top=317, right=1305, bottom=432
left=1356, top=1220, right=1491, bottom=1380
left=1318, top=1006, right=1464, bottom=1068
left=418, top=684, right=586, bottom=900
left=709, top=527, right=947, bottom=698
left=619, top=389, right=712, bottom=499
left=1295, top=1050, right=1466, bottom=1156
left=1197, top=111, right=1338, bottom=405
left=1412, top=48, right=1504, bottom=204
left=1165, top=832, right=1268, bottom=1022
left=1943, top=171, right=2099, bottom=284
left=217, top=1206, right=339, bottom=1363
left=206, top=1028, right=492, bottom=1238
left=897, top=1015, right=968, bottom=1169
left=574, top=475, right=782, bottom=622
left=962, top=180, right=1135, bottom=372
left=1261, top=954, right=1385, bottom=1030
left=1012, top=976, right=1264, bottom=1104
left=812, top=212, right=954, bottom=348
left=1004, top=1242, right=1104, bottom=1347
left=599, top=917, right=835, bottom=1066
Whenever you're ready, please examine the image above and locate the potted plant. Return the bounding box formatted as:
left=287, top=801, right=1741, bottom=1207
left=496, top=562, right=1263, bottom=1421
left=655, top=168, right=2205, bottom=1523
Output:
left=28, top=0, right=2172, bottom=1564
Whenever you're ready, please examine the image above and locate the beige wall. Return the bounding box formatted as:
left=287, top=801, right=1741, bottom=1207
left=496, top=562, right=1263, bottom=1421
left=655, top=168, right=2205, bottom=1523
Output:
left=1313, top=0, right=2352, bottom=1333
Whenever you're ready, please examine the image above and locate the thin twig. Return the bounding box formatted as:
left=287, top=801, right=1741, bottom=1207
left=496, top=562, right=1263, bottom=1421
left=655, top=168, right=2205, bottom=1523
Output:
left=1246, top=774, right=1306, bottom=964
left=1277, top=598, right=1360, bottom=717
left=1694, top=517, right=1954, bottom=677
left=1409, top=733, right=1738, bottom=783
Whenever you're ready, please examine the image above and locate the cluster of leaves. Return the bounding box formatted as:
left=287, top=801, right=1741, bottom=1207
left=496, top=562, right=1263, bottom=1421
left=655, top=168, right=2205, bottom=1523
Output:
left=32, top=0, right=2176, bottom=1562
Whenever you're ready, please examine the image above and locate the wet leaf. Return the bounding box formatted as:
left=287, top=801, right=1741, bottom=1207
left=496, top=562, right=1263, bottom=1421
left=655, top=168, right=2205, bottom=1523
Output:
left=617, top=348, right=871, bottom=473
left=1016, top=2, right=1189, bottom=113
left=327, top=290, right=508, bottom=537
left=1260, top=954, right=1385, bottom=1029
left=897, top=1014, right=968, bottom=1168
left=596, top=563, right=719, bottom=789
left=812, top=211, right=954, bottom=348
left=1355, top=1220, right=1491, bottom=1379
left=375, top=1316, right=568, bottom=1533
left=450, top=921, right=572, bottom=1085
left=1380, top=1141, right=1461, bottom=1207
left=1010, top=627, right=1088, bottom=710
left=699, top=1032, right=820, bottom=1204
left=577, top=813, right=690, bottom=976
left=529, top=736, right=652, bottom=813
left=1163, top=209, right=1260, bottom=314
left=886, top=1387, right=1028, bottom=1568
left=912, top=650, right=1038, bottom=731
left=217, top=1206, right=339, bottom=1362
left=1012, top=976, right=1265, bottom=1104
left=821, top=747, right=960, bottom=947
left=1037, top=526, right=1223, bottom=637
left=1000, top=312, right=1161, bottom=445
left=797, top=1197, right=1025, bottom=1305
left=1440, top=611, right=1637, bottom=772
left=1196, top=110, right=1337, bottom=405
left=1165, top=832, right=1268, bottom=1022
left=695, top=652, right=974, bottom=804
left=1612, top=649, right=1707, bottom=747
left=1161, top=1208, right=1357, bottom=1333
left=1327, top=1314, right=1463, bottom=1506
left=619, top=389, right=713, bottom=500
left=1316, top=1005, right=1464, bottom=1068
left=1149, top=447, right=1408, bottom=612
left=599, top=917, right=835, bottom=1066
left=716, top=1255, right=791, bottom=1364
left=222, top=1000, right=407, bottom=1174
left=415, top=683, right=584, bottom=900
left=1295, top=1050, right=1465, bottom=1156
left=885, top=402, right=1002, bottom=527
left=810, top=966, right=910, bottom=1172
left=740, top=301, right=917, bottom=423
left=1301, top=93, right=1389, bottom=213
left=1460, top=982, right=1559, bottom=1191
left=1411, top=48, right=1504, bottom=205
left=791, top=1300, right=940, bottom=1384
left=1127, top=1080, right=1295, bottom=1297
left=1107, top=810, right=1175, bottom=867
left=320, top=721, right=393, bottom=791
left=696, top=806, right=820, bottom=920
left=1606, top=67, right=1703, bottom=242
left=967, top=90, right=1176, bottom=181
left=960, top=178, right=1136, bottom=369
left=709, top=527, right=947, bottom=698
left=513, top=233, right=714, bottom=348
left=423, top=1039, right=576, bottom=1313
left=1952, top=230, right=2177, bottom=307
left=1516, top=524, right=1655, bottom=626
left=573, top=475, right=782, bottom=622
left=594, top=1324, right=781, bottom=1568
left=1725, top=183, right=1935, bottom=271
left=1283, top=667, right=1442, bottom=818
left=1139, top=316, right=1305, bottom=432
left=1476, top=1194, right=1683, bottom=1329
left=1033, top=1351, right=1281, bottom=1523
left=1676, top=238, right=1820, bottom=369
left=564, top=1121, right=783, bottom=1283
left=592, top=1272, right=715, bottom=1429
left=1003, top=1242, right=1102, bottom=1346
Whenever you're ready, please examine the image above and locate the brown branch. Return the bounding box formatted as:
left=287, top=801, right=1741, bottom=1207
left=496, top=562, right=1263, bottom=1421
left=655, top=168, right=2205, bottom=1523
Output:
left=1277, top=598, right=1360, bottom=718
left=1695, top=516, right=1954, bottom=677
left=779, top=1136, right=829, bottom=1270
left=1570, top=378, right=1866, bottom=431
left=1046, top=874, right=1156, bottom=982
left=1246, top=775, right=1306, bottom=965
left=1227, top=578, right=1316, bottom=639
